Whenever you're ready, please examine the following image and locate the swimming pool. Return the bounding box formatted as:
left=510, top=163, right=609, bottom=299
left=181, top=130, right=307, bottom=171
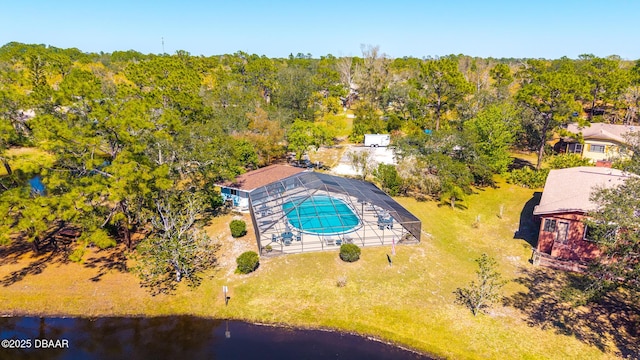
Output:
left=282, top=195, right=360, bottom=235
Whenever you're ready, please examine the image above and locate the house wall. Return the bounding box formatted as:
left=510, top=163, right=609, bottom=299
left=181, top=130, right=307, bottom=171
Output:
left=537, top=212, right=602, bottom=262
left=220, top=187, right=250, bottom=209
left=582, top=140, right=628, bottom=161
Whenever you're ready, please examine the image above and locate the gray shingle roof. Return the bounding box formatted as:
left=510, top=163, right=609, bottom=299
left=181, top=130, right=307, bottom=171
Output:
left=533, top=167, right=630, bottom=215
left=566, top=123, right=638, bottom=144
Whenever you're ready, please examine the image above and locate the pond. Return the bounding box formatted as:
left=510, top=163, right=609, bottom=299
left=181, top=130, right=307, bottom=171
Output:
left=0, top=317, right=432, bottom=360
left=28, top=175, right=45, bottom=195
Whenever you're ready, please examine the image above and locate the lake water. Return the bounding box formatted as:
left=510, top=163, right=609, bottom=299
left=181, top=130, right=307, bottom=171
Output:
left=28, top=175, right=45, bottom=194
left=0, top=316, right=431, bottom=360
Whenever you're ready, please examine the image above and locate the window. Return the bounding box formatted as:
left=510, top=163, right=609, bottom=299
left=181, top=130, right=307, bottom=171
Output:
left=584, top=225, right=596, bottom=242
left=574, top=144, right=583, bottom=153
left=589, top=144, right=605, bottom=153
left=568, top=143, right=583, bottom=154
left=555, top=222, right=569, bottom=244
left=543, top=219, right=556, bottom=232
left=584, top=222, right=618, bottom=243
left=230, top=189, right=238, bottom=196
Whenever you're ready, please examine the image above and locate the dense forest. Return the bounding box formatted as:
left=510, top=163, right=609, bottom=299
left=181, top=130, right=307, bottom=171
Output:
left=1, top=42, right=639, bottom=287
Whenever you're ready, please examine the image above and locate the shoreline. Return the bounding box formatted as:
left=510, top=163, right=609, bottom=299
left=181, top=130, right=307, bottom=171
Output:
left=1, top=313, right=437, bottom=359
left=0, top=187, right=628, bottom=359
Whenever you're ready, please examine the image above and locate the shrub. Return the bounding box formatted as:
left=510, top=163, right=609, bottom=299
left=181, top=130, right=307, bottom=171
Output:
left=373, top=163, right=402, bottom=196
left=229, top=219, right=247, bottom=238
left=339, top=243, right=361, bottom=262
left=612, top=158, right=633, bottom=171
left=336, top=275, right=348, bottom=287
left=236, top=251, right=259, bottom=274
left=440, top=183, right=465, bottom=209
left=506, top=167, right=550, bottom=188
left=547, top=153, right=592, bottom=169
left=469, top=159, right=495, bottom=187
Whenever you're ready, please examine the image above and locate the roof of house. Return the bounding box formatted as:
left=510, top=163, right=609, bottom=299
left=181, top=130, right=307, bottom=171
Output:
left=566, top=122, right=638, bottom=144
left=533, top=166, right=631, bottom=216
left=220, top=164, right=307, bottom=192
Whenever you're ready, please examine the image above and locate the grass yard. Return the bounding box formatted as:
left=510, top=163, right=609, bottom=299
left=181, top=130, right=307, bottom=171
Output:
left=0, top=147, right=55, bottom=176
left=0, top=177, right=632, bottom=359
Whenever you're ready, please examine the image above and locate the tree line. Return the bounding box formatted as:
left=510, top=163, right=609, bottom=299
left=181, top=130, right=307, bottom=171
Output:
left=1, top=42, right=639, bottom=289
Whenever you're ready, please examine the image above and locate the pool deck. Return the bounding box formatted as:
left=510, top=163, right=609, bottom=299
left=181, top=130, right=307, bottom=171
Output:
left=256, top=191, right=413, bottom=254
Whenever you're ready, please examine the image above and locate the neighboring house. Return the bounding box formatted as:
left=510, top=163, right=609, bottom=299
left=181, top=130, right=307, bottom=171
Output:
left=218, top=165, right=306, bottom=211
left=532, top=166, right=630, bottom=269
left=560, top=123, right=638, bottom=161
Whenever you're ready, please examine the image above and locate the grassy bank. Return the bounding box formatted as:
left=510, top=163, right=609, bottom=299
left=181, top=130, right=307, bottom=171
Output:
left=0, top=178, right=625, bottom=359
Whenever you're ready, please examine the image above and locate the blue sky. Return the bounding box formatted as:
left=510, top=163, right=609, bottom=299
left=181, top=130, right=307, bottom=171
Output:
left=1, top=0, right=638, bottom=59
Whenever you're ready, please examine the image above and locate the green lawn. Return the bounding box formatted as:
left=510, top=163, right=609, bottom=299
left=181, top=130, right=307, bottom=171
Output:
left=199, top=179, right=617, bottom=359
left=0, top=176, right=626, bottom=359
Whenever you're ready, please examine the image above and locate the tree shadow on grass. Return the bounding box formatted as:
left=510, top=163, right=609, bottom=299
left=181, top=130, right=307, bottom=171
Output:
left=509, top=156, right=535, bottom=171
left=138, top=274, right=179, bottom=296
left=436, top=202, right=468, bottom=210
left=83, top=247, right=129, bottom=282
left=0, top=241, right=36, bottom=267
left=504, top=267, right=640, bottom=357
left=0, top=241, right=70, bottom=287
left=513, top=192, right=541, bottom=249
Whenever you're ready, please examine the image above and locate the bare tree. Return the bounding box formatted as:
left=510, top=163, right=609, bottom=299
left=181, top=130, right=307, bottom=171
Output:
left=454, top=253, right=507, bottom=316
left=355, top=44, right=389, bottom=105
left=621, top=85, right=640, bottom=124
left=347, top=149, right=375, bottom=180
left=337, top=56, right=358, bottom=108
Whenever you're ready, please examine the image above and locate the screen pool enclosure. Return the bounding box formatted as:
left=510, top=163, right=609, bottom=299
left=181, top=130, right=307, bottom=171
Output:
left=248, top=171, right=421, bottom=254
left=282, top=195, right=360, bottom=235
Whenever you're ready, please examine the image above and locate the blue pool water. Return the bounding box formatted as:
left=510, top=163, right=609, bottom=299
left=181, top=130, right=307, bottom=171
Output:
left=282, top=195, right=359, bottom=235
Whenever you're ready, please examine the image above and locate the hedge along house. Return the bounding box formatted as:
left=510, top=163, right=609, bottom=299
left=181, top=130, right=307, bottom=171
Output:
left=219, top=165, right=306, bottom=211
left=532, top=166, right=630, bottom=270
left=248, top=171, right=421, bottom=255
left=559, top=122, right=638, bottom=162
